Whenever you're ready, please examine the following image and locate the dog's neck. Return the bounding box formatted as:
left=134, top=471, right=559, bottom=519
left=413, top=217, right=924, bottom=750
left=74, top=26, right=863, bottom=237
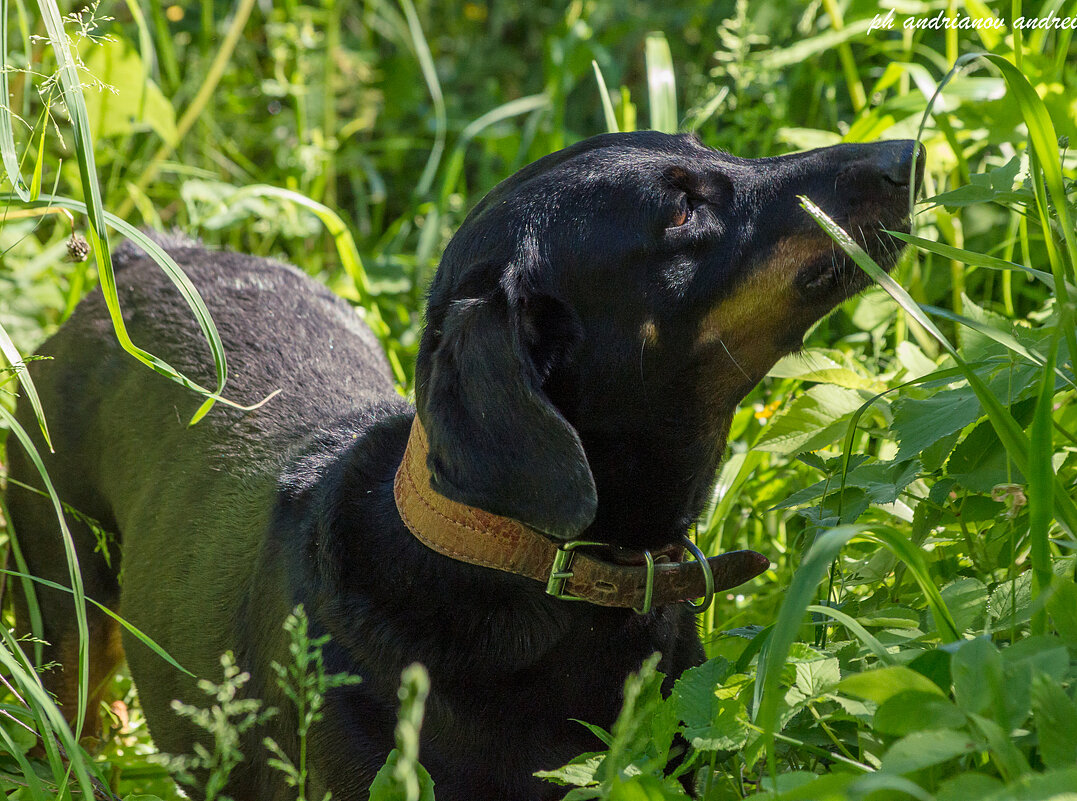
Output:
left=392, top=415, right=767, bottom=609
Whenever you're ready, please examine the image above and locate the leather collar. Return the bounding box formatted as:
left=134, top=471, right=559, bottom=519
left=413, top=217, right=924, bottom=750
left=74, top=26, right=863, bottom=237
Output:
left=393, top=416, right=770, bottom=611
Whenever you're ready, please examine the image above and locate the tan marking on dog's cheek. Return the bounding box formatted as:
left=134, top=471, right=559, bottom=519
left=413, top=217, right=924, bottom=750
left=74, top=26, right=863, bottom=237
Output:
left=689, top=235, right=832, bottom=423
left=694, top=234, right=827, bottom=365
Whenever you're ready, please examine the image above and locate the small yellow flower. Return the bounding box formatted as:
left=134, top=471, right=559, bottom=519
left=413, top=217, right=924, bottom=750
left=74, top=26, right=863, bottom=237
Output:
left=754, top=399, right=781, bottom=422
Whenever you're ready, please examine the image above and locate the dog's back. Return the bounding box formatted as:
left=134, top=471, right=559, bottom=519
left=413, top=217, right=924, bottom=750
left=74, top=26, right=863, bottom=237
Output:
left=6, top=239, right=400, bottom=754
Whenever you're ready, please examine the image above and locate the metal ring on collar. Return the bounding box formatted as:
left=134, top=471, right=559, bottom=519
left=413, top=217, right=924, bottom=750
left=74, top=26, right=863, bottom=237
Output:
left=632, top=549, right=655, bottom=615
left=681, top=535, right=714, bottom=614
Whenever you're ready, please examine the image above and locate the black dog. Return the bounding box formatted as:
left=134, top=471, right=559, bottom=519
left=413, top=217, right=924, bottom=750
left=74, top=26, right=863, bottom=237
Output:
left=8, top=132, right=922, bottom=799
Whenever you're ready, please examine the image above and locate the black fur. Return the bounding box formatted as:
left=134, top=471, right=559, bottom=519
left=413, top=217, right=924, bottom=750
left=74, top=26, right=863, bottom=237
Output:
left=7, top=132, right=922, bottom=799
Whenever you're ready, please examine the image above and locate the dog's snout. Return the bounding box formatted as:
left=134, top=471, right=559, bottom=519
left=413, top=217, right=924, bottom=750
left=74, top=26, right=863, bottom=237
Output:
left=876, top=139, right=926, bottom=190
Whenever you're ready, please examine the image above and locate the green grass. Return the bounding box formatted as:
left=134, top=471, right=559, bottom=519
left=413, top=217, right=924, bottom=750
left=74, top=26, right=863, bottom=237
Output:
left=1, top=0, right=1076, bottom=798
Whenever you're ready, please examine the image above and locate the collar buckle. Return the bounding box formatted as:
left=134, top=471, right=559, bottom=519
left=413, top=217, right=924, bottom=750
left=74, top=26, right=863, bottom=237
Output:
left=544, top=540, right=606, bottom=601
left=545, top=540, right=658, bottom=616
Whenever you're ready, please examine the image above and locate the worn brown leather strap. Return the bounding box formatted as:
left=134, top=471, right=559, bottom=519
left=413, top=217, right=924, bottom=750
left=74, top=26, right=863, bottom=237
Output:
left=393, top=416, right=769, bottom=610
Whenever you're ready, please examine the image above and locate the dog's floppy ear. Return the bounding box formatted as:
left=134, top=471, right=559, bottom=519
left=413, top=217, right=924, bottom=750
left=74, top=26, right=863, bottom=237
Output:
left=416, top=276, right=596, bottom=540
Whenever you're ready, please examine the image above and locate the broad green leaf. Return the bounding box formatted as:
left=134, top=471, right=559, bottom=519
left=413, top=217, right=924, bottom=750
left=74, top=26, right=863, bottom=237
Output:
left=937, top=578, right=988, bottom=634
left=838, top=665, right=945, bottom=706
left=880, top=729, right=977, bottom=775
left=874, top=691, right=966, bottom=736
left=989, top=571, right=1035, bottom=627
left=1047, top=580, right=1077, bottom=650
left=980, top=768, right=1077, bottom=801
left=671, top=658, right=730, bottom=728
left=947, top=418, right=1026, bottom=493
left=952, top=638, right=1003, bottom=718
left=1001, top=636, right=1070, bottom=685
left=936, top=773, right=1004, bottom=801
left=755, top=772, right=856, bottom=801
left=368, top=749, right=436, bottom=801
left=682, top=697, right=750, bottom=752
left=1031, top=673, right=1077, bottom=770
left=792, top=658, right=840, bottom=700
left=610, top=774, right=690, bottom=801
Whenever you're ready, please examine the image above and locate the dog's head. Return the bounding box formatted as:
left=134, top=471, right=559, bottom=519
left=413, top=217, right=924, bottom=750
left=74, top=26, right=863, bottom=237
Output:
left=415, top=132, right=923, bottom=546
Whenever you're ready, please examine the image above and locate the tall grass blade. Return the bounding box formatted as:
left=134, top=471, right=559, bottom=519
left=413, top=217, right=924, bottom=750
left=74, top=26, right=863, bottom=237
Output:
left=0, top=0, right=29, bottom=200
left=922, top=303, right=1074, bottom=388
left=36, top=0, right=234, bottom=425
left=0, top=626, right=99, bottom=796
left=981, top=54, right=1077, bottom=376
left=805, top=604, right=896, bottom=665
left=801, top=196, right=1077, bottom=539
left=890, top=231, right=1073, bottom=294
left=399, top=0, right=446, bottom=197
left=236, top=185, right=374, bottom=296
left=592, top=60, right=619, bottom=133
left=1, top=195, right=282, bottom=420
left=0, top=321, right=51, bottom=449
left=1028, top=326, right=1060, bottom=636
left=754, top=526, right=863, bottom=780
left=0, top=404, right=89, bottom=740
left=0, top=568, right=193, bottom=676
left=644, top=32, right=677, bottom=133
left=116, top=0, right=257, bottom=220
left=982, top=55, right=1077, bottom=281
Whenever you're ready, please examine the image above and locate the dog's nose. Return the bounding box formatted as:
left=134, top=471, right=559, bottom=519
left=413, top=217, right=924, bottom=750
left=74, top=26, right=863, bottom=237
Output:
left=874, top=139, right=926, bottom=191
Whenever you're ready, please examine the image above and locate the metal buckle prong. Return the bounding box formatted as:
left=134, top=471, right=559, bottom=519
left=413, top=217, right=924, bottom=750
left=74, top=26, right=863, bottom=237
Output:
left=545, top=540, right=605, bottom=601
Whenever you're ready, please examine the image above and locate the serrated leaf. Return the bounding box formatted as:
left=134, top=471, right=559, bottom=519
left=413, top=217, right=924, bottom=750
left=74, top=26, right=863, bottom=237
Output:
left=989, top=571, right=1034, bottom=627
left=793, top=658, right=840, bottom=699
left=672, top=658, right=730, bottom=730
left=755, top=385, right=870, bottom=454
left=989, top=155, right=1022, bottom=192
left=927, top=182, right=999, bottom=207
left=534, top=753, right=603, bottom=787
left=682, top=697, right=751, bottom=752
left=893, top=389, right=982, bottom=462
